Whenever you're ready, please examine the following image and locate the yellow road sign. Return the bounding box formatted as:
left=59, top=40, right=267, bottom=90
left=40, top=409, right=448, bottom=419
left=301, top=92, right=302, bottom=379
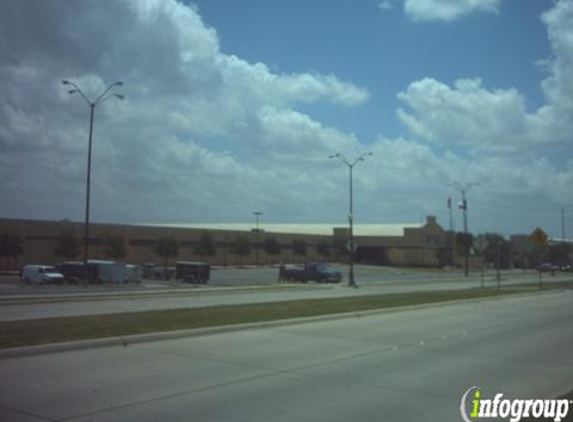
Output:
left=529, top=227, right=549, bottom=246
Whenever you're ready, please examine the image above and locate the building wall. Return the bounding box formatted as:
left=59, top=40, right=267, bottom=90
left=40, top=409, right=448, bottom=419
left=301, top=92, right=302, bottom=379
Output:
left=1, top=216, right=451, bottom=268
left=0, top=218, right=338, bottom=268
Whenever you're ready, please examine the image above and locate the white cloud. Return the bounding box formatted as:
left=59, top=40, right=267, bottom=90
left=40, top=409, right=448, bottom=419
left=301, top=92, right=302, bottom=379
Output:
left=396, top=0, right=573, bottom=153
left=541, top=0, right=573, bottom=124
left=396, top=77, right=543, bottom=152
left=0, top=0, right=370, bottom=225
left=0, top=0, right=571, bottom=237
left=378, top=1, right=394, bottom=11
left=404, top=0, right=501, bottom=22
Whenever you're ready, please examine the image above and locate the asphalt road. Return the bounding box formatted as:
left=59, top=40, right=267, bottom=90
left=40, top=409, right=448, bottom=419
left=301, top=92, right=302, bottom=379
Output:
left=1, top=291, right=572, bottom=421
left=0, top=270, right=571, bottom=322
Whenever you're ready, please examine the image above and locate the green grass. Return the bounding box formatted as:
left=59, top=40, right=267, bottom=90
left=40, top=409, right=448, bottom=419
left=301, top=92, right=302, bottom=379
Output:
left=0, top=286, right=547, bottom=350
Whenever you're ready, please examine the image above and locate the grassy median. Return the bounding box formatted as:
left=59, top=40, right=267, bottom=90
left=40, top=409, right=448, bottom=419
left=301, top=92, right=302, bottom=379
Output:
left=0, top=285, right=568, bottom=350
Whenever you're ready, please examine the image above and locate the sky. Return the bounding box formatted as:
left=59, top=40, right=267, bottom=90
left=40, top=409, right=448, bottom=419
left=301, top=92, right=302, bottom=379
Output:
left=0, top=0, right=572, bottom=238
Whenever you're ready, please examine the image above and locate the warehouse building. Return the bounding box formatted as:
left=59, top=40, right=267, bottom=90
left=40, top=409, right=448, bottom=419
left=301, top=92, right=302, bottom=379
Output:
left=0, top=216, right=453, bottom=269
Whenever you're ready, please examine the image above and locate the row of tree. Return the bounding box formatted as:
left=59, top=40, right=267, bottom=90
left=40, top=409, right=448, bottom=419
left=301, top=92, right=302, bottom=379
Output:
left=151, top=233, right=336, bottom=266
left=3, top=230, right=571, bottom=270
left=0, top=231, right=339, bottom=269
left=455, top=232, right=572, bottom=269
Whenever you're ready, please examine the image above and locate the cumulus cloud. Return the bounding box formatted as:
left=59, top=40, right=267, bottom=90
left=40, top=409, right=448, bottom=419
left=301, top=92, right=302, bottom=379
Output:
left=396, top=78, right=549, bottom=152
left=396, top=0, right=573, bottom=153
left=403, top=0, right=501, bottom=22
left=378, top=1, right=394, bottom=11
left=0, top=0, right=369, bottom=225
left=0, top=0, right=571, bottom=236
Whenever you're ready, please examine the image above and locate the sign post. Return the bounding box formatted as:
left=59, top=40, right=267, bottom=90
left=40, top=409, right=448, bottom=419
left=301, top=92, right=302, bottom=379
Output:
left=473, top=235, right=489, bottom=289
left=529, top=227, right=549, bottom=290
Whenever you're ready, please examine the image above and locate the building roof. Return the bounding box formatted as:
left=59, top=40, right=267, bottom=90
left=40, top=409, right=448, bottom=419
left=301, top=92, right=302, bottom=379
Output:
left=139, top=223, right=422, bottom=237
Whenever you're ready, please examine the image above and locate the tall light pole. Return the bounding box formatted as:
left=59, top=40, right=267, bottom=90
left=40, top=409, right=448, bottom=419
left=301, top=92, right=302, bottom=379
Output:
left=62, top=80, right=124, bottom=278
left=448, top=181, right=480, bottom=277
left=559, top=205, right=572, bottom=242
left=253, top=211, right=263, bottom=266
left=329, top=152, right=373, bottom=287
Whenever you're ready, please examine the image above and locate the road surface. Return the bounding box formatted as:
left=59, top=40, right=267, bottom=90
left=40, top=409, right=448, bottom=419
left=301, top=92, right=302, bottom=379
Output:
left=1, top=291, right=572, bottom=421
left=0, top=271, right=571, bottom=322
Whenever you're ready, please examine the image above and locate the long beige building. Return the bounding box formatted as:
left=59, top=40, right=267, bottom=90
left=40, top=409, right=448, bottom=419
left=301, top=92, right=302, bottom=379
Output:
left=0, top=216, right=454, bottom=269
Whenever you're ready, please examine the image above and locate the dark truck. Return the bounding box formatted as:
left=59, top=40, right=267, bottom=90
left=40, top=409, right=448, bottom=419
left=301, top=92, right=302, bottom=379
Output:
left=283, top=262, right=343, bottom=283
left=175, top=261, right=210, bottom=284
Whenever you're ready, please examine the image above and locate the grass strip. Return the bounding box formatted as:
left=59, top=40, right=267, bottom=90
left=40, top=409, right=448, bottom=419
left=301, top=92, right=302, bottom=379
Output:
left=0, top=287, right=556, bottom=350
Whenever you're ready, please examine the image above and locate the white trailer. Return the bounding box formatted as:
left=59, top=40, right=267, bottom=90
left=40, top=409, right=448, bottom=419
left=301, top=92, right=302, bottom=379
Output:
left=125, top=265, right=142, bottom=283
left=88, top=260, right=126, bottom=284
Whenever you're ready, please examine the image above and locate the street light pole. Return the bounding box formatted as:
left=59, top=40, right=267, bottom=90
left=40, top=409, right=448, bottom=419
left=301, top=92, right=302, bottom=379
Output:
left=560, top=205, right=570, bottom=242
left=329, top=152, right=373, bottom=288
left=448, top=181, right=479, bottom=277
left=62, top=80, right=124, bottom=279
left=253, top=211, right=263, bottom=266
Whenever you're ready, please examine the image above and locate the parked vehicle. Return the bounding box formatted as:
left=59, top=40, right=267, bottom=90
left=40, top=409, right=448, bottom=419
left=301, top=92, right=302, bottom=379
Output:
left=59, top=260, right=127, bottom=283
left=176, top=261, right=210, bottom=284
left=21, top=265, right=65, bottom=285
left=282, top=262, right=343, bottom=283
left=58, top=261, right=99, bottom=284
left=536, top=263, right=559, bottom=273
left=141, top=262, right=159, bottom=278
left=150, top=265, right=174, bottom=280
left=88, top=260, right=126, bottom=284
left=125, top=264, right=142, bottom=283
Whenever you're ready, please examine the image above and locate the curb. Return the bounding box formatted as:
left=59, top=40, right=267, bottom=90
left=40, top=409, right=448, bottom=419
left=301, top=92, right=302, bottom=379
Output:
left=0, top=284, right=332, bottom=306
left=0, top=288, right=566, bottom=360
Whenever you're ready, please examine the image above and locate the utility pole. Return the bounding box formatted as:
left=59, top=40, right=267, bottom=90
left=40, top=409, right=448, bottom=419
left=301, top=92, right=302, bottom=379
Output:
left=329, top=152, right=373, bottom=287
left=448, top=181, right=480, bottom=277
left=447, top=197, right=454, bottom=265
left=253, top=211, right=263, bottom=266
left=560, top=205, right=572, bottom=242
left=62, top=80, right=124, bottom=281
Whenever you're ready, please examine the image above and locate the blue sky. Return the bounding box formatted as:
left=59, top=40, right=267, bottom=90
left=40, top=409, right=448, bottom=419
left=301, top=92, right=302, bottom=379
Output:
left=0, top=0, right=572, bottom=237
left=193, top=0, right=551, bottom=142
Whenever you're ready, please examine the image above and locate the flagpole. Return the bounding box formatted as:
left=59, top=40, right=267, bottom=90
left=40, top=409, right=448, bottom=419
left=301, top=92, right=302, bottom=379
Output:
left=448, top=197, right=454, bottom=266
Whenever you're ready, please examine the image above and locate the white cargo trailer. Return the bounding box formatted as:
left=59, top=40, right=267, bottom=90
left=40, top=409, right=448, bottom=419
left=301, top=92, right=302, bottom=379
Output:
left=88, top=260, right=126, bottom=284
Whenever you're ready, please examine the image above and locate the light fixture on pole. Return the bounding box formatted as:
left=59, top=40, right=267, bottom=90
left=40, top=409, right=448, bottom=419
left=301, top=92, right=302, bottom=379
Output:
left=448, top=181, right=480, bottom=277
left=253, top=211, right=263, bottom=266
left=329, top=152, right=373, bottom=287
left=559, top=204, right=572, bottom=242
left=62, top=80, right=124, bottom=280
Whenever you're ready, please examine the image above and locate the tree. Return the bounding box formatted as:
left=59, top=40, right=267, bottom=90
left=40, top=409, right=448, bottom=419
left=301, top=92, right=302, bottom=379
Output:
left=54, top=230, right=81, bottom=260
left=153, top=236, right=180, bottom=267
left=230, top=236, right=250, bottom=264
left=195, top=232, right=217, bottom=257
left=0, top=232, right=24, bottom=271
left=263, top=237, right=281, bottom=261
left=292, top=239, right=307, bottom=258
left=316, top=240, right=331, bottom=258
left=481, top=233, right=511, bottom=269
left=456, top=232, right=474, bottom=256
left=102, top=233, right=128, bottom=261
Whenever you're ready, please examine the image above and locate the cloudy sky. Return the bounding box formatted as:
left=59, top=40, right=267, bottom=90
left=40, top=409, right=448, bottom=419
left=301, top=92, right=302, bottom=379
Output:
left=1, top=0, right=572, bottom=237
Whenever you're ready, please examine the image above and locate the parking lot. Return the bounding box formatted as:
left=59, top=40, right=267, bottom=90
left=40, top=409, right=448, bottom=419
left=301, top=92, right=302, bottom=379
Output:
left=0, top=264, right=463, bottom=294
left=0, top=264, right=567, bottom=298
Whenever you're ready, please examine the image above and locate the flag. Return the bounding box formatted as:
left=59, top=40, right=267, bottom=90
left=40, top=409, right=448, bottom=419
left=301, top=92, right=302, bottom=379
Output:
left=459, top=200, right=467, bottom=210
left=447, top=197, right=451, bottom=209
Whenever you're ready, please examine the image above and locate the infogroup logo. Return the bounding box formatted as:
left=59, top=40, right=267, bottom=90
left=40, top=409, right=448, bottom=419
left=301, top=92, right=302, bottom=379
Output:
left=460, top=386, right=571, bottom=422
